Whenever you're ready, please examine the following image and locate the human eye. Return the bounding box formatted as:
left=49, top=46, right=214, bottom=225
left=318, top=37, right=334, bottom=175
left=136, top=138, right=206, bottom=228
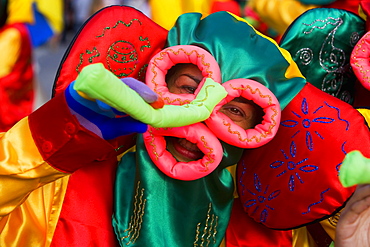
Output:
left=219, top=98, right=263, bottom=130
left=173, top=75, right=199, bottom=94
left=220, top=103, right=246, bottom=120
left=180, top=84, right=197, bottom=94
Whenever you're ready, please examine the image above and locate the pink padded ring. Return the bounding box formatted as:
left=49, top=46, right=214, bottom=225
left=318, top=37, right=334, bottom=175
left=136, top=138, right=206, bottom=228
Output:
left=143, top=123, right=223, bottom=181
left=205, top=78, right=281, bottom=148
left=145, top=45, right=221, bottom=105
left=351, top=31, right=370, bottom=91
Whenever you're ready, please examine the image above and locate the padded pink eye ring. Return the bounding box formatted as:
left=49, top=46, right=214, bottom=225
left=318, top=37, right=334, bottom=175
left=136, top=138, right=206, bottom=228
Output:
left=145, top=45, right=222, bottom=105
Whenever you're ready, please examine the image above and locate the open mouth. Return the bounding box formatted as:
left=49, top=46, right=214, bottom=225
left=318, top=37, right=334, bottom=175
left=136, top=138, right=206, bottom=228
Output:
left=166, top=137, right=204, bottom=162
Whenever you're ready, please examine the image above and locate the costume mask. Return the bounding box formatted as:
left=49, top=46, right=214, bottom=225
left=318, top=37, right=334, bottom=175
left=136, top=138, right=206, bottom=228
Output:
left=143, top=45, right=281, bottom=180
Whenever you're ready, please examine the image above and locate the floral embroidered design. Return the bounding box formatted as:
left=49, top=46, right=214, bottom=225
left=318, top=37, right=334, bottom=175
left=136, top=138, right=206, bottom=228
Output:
left=270, top=141, right=318, bottom=191
left=281, top=98, right=349, bottom=151
left=243, top=173, right=280, bottom=223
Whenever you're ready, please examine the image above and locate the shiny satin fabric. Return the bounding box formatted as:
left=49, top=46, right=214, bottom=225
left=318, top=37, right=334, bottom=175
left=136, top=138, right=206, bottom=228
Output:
left=113, top=135, right=243, bottom=246
left=166, top=11, right=306, bottom=111
left=280, top=8, right=366, bottom=105
left=0, top=117, right=68, bottom=246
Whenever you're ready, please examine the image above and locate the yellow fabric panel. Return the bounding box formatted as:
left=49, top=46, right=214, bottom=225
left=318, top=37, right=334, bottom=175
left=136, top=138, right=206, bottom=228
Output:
left=0, top=117, right=68, bottom=217
left=0, top=27, right=21, bottom=77
left=247, top=0, right=318, bottom=35
left=357, top=108, right=370, bottom=126
left=6, top=0, right=34, bottom=24
left=34, top=0, right=64, bottom=33
left=292, top=227, right=318, bottom=247
left=0, top=177, right=69, bottom=247
left=0, top=117, right=70, bottom=246
left=149, top=0, right=212, bottom=30
left=319, top=211, right=341, bottom=242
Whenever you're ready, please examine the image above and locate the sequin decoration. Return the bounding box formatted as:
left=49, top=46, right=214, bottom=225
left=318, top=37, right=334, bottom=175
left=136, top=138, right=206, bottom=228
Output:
left=304, top=17, right=347, bottom=98
left=270, top=141, right=317, bottom=191
left=75, top=19, right=153, bottom=78
left=242, top=172, right=280, bottom=223
left=120, top=181, right=147, bottom=245
left=281, top=98, right=349, bottom=152
left=193, top=203, right=219, bottom=247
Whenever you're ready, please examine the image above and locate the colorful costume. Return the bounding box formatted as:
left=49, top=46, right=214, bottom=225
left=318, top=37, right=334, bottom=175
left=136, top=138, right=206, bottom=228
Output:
left=1, top=5, right=370, bottom=247
left=0, top=0, right=34, bottom=132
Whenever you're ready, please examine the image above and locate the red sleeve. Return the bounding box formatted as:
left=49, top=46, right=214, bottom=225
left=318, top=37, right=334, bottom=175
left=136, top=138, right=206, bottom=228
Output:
left=28, top=92, right=118, bottom=173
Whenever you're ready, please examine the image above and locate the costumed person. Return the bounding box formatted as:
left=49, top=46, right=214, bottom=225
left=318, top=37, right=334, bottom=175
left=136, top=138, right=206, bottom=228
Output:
left=225, top=4, right=370, bottom=247
left=1, top=5, right=370, bottom=247
left=0, top=0, right=34, bottom=132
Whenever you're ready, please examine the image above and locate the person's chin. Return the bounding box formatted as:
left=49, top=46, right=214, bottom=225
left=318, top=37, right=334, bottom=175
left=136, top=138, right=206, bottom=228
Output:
left=166, top=137, right=203, bottom=162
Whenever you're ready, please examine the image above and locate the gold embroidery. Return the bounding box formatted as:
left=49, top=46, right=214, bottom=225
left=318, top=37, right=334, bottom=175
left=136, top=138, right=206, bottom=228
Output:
left=96, top=19, right=142, bottom=38
left=148, top=128, right=160, bottom=160
left=121, top=181, right=147, bottom=245
left=199, top=136, right=214, bottom=172
left=193, top=84, right=216, bottom=107
left=194, top=203, right=219, bottom=246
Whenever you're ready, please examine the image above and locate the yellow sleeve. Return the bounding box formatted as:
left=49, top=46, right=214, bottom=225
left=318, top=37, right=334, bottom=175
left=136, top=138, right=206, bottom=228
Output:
left=247, top=0, right=318, bottom=35
left=0, top=27, right=21, bottom=77
left=0, top=117, right=68, bottom=218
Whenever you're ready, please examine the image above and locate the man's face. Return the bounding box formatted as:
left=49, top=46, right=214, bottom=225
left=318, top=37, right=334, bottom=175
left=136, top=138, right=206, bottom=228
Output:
left=165, top=63, right=264, bottom=162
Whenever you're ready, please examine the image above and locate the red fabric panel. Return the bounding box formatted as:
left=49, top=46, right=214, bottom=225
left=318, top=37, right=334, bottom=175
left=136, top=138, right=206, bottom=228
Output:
left=324, top=0, right=360, bottom=14
left=50, top=157, right=120, bottom=247
left=237, top=83, right=370, bottom=229
left=53, top=5, right=168, bottom=96
left=226, top=198, right=293, bottom=247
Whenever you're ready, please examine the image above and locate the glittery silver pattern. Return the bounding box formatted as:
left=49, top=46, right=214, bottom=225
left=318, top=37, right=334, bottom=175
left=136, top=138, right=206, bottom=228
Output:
left=302, top=17, right=346, bottom=97
left=296, top=48, right=313, bottom=65
left=350, top=32, right=361, bottom=47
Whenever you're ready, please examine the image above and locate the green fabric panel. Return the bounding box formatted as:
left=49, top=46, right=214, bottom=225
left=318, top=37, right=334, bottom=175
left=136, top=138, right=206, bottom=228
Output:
left=280, top=8, right=366, bottom=104
left=112, top=135, right=243, bottom=246
left=339, top=150, right=370, bottom=187
left=166, top=11, right=306, bottom=110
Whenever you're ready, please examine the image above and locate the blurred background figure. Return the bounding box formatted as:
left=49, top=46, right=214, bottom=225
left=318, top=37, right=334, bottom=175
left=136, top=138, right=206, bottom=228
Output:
left=149, top=0, right=242, bottom=30
left=0, top=0, right=34, bottom=132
